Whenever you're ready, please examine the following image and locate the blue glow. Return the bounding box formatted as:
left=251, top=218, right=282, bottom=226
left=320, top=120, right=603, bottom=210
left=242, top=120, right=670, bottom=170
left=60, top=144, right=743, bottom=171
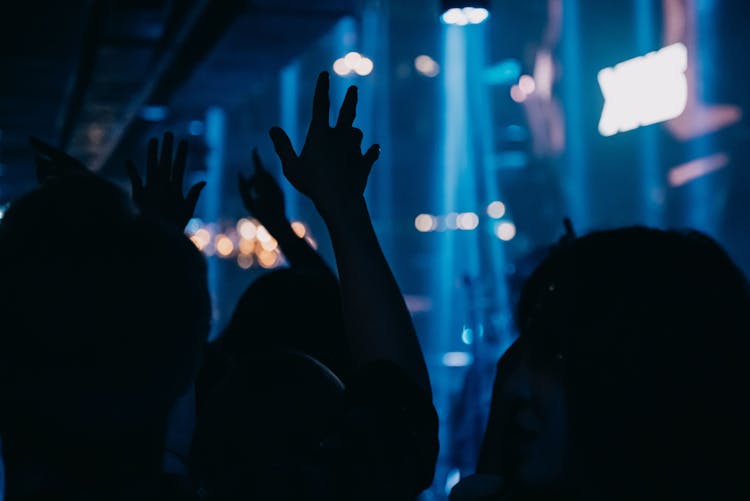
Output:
left=685, top=0, right=719, bottom=235
left=560, top=0, right=589, bottom=231
left=188, top=120, right=204, bottom=136
left=139, top=105, right=169, bottom=122
left=442, top=351, right=474, bottom=367
left=461, top=326, right=474, bottom=344
left=204, top=106, right=225, bottom=340
left=635, top=0, right=664, bottom=227
left=483, top=59, right=522, bottom=85
left=280, top=60, right=302, bottom=220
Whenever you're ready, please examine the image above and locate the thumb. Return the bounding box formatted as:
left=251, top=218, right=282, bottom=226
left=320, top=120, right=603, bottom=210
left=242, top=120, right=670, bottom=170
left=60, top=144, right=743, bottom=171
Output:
left=269, top=127, right=297, bottom=166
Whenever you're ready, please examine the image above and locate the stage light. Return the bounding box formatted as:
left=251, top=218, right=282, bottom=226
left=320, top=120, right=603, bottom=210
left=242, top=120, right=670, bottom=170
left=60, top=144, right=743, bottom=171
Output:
left=333, top=52, right=374, bottom=77
left=215, top=234, right=234, bottom=257
left=237, top=254, right=254, bottom=269
left=510, top=84, right=526, bottom=103
left=495, top=221, right=517, bottom=241
left=256, top=226, right=271, bottom=243
left=344, top=51, right=362, bottom=69
left=598, top=43, right=688, bottom=136
left=239, top=238, right=255, bottom=255
left=237, top=218, right=257, bottom=240
left=291, top=221, right=306, bottom=238
left=260, top=236, right=278, bottom=252
left=257, top=249, right=279, bottom=269
left=415, top=55, right=440, bottom=77
left=461, top=326, right=474, bottom=345
left=415, top=213, right=437, bottom=232
left=139, top=105, right=168, bottom=122
left=442, top=351, right=474, bottom=367
left=487, top=201, right=506, bottom=219
left=457, top=212, right=479, bottom=230
left=354, top=57, right=374, bottom=76
left=518, top=74, right=536, bottom=95
left=193, top=228, right=211, bottom=249
left=440, top=1, right=491, bottom=25
left=333, top=58, right=350, bottom=76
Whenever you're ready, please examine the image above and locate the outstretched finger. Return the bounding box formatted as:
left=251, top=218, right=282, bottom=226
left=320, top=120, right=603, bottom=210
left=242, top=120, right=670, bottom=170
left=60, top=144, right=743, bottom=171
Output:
left=159, top=132, right=174, bottom=184
left=252, top=148, right=267, bottom=174
left=126, top=160, right=144, bottom=199
left=362, top=144, right=381, bottom=177
left=269, top=127, right=298, bottom=165
left=310, top=71, right=330, bottom=130
left=173, top=139, right=188, bottom=188
left=336, top=85, right=358, bottom=129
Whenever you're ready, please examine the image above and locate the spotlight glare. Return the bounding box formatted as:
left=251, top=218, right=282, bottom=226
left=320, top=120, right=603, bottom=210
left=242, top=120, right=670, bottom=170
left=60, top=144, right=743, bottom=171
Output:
left=237, top=254, right=254, bottom=269
left=495, top=222, right=517, bottom=241
left=518, top=74, right=536, bottom=95
left=415, top=214, right=437, bottom=232
left=598, top=43, right=688, bottom=136
left=354, top=57, right=374, bottom=76
left=333, top=58, right=350, bottom=76
left=256, top=226, right=271, bottom=243
left=457, top=212, right=479, bottom=230
left=215, top=234, right=234, bottom=257
left=291, top=221, right=306, bottom=238
left=344, top=51, right=362, bottom=69
left=487, top=201, right=506, bottom=219
left=442, top=351, right=474, bottom=367
left=510, top=85, right=527, bottom=103
left=237, top=218, right=257, bottom=240
left=415, top=55, right=440, bottom=77
left=441, top=6, right=490, bottom=25
left=465, top=7, right=489, bottom=24
left=441, top=7, right=462, bottom=24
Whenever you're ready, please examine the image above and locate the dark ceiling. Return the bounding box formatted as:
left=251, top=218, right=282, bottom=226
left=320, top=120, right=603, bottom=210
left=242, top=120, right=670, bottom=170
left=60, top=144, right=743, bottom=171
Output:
left=0, top=0, right=356, bottom=202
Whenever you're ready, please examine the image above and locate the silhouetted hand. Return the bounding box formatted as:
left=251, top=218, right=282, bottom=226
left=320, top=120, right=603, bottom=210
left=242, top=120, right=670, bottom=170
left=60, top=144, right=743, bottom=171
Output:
left=269, top=71, right=380, bottom=214
left=238, top=149, right=287, bottom=230
left=127, top=132, right=206, bottom=230
left=30, top=137, right=92, bottom=183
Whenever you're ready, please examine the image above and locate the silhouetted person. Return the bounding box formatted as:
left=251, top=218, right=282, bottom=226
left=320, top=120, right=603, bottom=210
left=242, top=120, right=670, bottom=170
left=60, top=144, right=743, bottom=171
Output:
left=217, top=268, right=351, bottom=381
left=0, top=136, right=209, bottom=500
left=454, top=227, right=750, bottom=500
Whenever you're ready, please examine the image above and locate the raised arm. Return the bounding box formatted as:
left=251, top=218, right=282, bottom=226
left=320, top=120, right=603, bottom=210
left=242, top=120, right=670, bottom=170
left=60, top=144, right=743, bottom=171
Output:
left=238, top=149, right=333, bottom=276
left=126, top=132, right=206, bottom=231
left=269, top=71, right=431, bottom=394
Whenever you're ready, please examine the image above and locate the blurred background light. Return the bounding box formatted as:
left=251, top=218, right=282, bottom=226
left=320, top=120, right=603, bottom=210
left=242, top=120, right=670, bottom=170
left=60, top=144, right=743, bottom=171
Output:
left=486, top=201, right=506, bottom=219
left=495, top=221, right=517, bottom=241
left=415, top=54, right=440, bottom=77
left=440, top=1, right=491, bottom=26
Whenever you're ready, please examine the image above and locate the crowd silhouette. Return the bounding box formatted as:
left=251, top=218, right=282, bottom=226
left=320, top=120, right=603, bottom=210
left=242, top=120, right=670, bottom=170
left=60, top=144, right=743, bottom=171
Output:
left=0, top=71, right=748, bottom=500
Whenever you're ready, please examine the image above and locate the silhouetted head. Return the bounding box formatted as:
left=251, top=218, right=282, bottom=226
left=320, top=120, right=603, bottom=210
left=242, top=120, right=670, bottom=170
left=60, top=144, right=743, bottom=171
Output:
left=0, top=176, right=211, bottom=491
left=509, top=227, right=750, bottom=499
left=191, top=350, right=346, bottom=500
left=219, top=268, right=350, bottom=380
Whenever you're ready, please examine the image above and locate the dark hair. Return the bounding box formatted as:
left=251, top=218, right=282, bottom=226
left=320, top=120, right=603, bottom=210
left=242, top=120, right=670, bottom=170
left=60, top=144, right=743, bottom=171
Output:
left=219, top=268, right=351, bottom=380
left=517, top=227, right=750, bottom=499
